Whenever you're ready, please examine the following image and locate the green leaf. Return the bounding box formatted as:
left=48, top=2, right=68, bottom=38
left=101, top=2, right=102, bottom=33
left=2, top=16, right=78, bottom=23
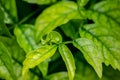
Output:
left=75, top=24, right=120, bottom=77
left=0, top=7, right=11, bottom=37
left=77, top=0, right=89, bottom=7
left=23, top=0, right=56, bottom=5
left=0, top=42, right=16, bottom=80
left=22, top=45, right=57, bottom=78
left=44, top=72, right=68, bottom=80
left=35, top=1, right=81, bottom=42
left=14, top=24, right=50, bottom=77
left=85, top=0, right=120, bottom=37
left=0, top=0, right=18, bottom=23
left=74, top=57, right=100, bottom=80
left=46, top=31, right=62, bottom=44
left=60, top=19, right=80, bottom=39
left=0, top=36, right=25, bottom=63
left=38, top=61, right=48, bottom=77
left=59, top=44, right=75, bottom=80
left=73, top=38, right=103, bottom=78
left=14, top=24, right=37, bottom=53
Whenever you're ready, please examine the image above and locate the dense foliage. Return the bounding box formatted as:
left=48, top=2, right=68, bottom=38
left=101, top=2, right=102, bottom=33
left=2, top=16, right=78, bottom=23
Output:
left=0, top=0, right=120, bottom=80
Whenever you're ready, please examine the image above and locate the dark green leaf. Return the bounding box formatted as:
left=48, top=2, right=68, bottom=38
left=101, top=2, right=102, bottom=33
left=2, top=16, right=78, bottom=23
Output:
left=35, top=1, right=81, bottom=42
left=22, top=45, right=57, bottom=78
left=59, top=44, right=75, bottom=80
left=0, top=42, right=16, bottom=80
left=74, top=57, right=100, bottom=80
left=0, top=0, right=18, bottom=23
left=0, top=7, right=11, bottom=37
left=77, top=0, right=89, bottom=7
left=0, top=36, right=25, bottom=63
left=60, top=19, right=80, bottom=39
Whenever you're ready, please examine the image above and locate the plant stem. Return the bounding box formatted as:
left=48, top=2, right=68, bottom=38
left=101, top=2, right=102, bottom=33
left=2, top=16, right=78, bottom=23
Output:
left=63, top=41, right=73, bottom=44
left=18, top=8, right=40, bottom=25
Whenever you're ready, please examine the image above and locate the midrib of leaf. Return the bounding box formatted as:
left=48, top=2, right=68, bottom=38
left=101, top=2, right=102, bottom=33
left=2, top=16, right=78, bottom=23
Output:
left=81, top=27, right=120, bottom=65
left=17, top=26, right=35, bottom=50
left=89, top=9, right=120, bottom=26
left=74, top=40, right=99, bottom=71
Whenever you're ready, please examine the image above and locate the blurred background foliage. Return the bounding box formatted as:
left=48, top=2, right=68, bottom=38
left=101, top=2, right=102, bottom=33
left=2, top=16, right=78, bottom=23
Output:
left=0, top=0, right=120, bottom=80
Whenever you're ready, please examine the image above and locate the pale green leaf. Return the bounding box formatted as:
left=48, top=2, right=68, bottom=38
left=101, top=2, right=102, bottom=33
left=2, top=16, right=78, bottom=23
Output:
left=23, top=0, right=56, bottom=5
left=77, top=24, right=120, bottom=77
left=35, top=1, right=81, bottom=42
left=59, top=44, right=75, bottom=80
left=44, top=72, right=68, bottom=80
left=73, top=38, right=103, bottom=78
left=85, top=0, right=120, bottom=38
left=22, top=45, right=57, bottom=78
left=0, top=42, right=16, bottom=80
left=14, top=24, right=37, bottom=53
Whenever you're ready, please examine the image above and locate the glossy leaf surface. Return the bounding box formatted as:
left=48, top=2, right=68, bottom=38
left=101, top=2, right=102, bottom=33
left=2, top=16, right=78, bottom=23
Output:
left=60, top=19, right=80, bottom=39
left=22, top=45, right=57, bottom=78
left=59, top=44, right=75, bottom=80
left=46, top=31, right=62, bottom=44
left=35, top=1, right=81, bottom=42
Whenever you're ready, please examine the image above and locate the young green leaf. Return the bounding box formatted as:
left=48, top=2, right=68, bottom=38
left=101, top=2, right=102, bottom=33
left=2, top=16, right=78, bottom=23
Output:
left=35, top=1, right=81, bottom=42
left=59, top=44, right=75, bottom=80
left=23, top=0, right=56, bottom=5
left=22, top=45, right=57, bottom=78
left=0, top=42, right=16, bottom=80
left=46, top=31, right=62, bottom=44
left=14, top=24, right=37, bottom=53
left=73, top=38, right=103, bottom=78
